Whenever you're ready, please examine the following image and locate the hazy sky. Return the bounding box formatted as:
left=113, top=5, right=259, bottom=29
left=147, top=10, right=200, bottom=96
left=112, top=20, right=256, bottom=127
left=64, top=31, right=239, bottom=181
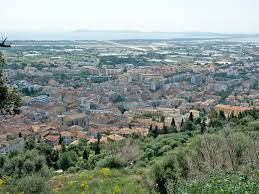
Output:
left=1, top=0, right=259, bottom=33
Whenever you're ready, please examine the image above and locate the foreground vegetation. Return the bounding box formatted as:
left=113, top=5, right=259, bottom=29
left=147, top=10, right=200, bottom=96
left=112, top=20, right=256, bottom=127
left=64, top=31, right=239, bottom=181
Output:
left=51, top=168, right=149, bottom=194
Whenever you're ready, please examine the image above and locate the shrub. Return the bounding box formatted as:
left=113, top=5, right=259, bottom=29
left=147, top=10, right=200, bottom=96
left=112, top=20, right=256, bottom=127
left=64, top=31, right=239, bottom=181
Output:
left=4, top=174, right=50, bottom=194
left=97, top=156, right=125, bottom=168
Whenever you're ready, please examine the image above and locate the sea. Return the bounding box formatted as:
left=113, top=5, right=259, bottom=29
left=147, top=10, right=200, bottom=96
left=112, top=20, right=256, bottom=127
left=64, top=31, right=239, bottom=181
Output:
left=5, top=31, right=259, bottom=43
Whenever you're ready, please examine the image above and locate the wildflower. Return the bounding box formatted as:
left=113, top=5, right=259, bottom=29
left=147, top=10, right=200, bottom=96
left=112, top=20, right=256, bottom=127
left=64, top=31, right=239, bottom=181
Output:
left=100, top=168, right=111, bottom=176
left=81, top=181, right=89, bottom=190
left=113, top=185, right=121, bottom=193
left=68, top=180, right=77, bottom=186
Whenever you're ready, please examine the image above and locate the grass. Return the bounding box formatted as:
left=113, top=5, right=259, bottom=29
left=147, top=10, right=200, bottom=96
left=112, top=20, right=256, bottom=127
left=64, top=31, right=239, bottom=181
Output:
left=50, top=168, right=150, bottom=194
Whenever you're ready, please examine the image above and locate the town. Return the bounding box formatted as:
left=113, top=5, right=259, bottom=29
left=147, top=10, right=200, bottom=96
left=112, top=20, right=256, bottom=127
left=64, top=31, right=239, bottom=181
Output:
left=0, top=38, right=258, bottom=153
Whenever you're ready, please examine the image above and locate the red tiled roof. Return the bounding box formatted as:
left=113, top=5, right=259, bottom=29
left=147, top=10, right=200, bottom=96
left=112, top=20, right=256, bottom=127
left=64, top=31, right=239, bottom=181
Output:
left=215, top=104, right=253, bottom=111
left=60, top=131, right=72, bottom=137
left=87, top=138, right=97, bottom=144
left=107, top=134, right=125, bottom=141
left=45, top=135, right=59, bottom=142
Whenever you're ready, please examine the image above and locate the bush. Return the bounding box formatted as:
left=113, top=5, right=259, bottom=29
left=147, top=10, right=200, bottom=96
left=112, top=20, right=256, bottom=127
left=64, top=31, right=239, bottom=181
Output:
left=175, top=169, right=259, bottom=194
left=151, top=130, right=259, bottom=194
left=97, top=156, right=125, bottom=168
left=248, top=120, right=259, bottom=131
left=4, top=174, right=50, bottom=194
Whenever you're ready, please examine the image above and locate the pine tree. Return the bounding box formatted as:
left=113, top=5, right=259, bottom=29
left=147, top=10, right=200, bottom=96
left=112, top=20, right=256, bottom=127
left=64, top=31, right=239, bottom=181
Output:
left=149, top=126, right=159, bottom=138
left=83, top=149, right=89, bottom=160
left=171, top=118, right=176, bottom=127
left=200, top=120, right=206, bottom=134
left=180, top=119, right=184, bottom=127
left=219, top=110, right=226, bottom=121
left=162, top=124, right=168, bottom=134
left=97, top=132, right=101, bottom=144
left=94, top=132, right=101, bottom=155
left=189, top=112, right=194, bottom=122
left=59, top=135, right=63, bottom=144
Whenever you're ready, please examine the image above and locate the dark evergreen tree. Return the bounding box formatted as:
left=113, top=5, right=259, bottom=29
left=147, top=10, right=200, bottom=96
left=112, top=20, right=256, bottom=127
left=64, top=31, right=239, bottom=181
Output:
left=195, top=117, right=201, bottom=125
left=219, top=110, right=226, bottom=121
left=59, top=135, right=64, bottom=144
left=180, top=119, right=184, bottom=127
left=171, top=118, right=176, bottom=127
left=149, top=124, right=153, bottom=131
left=182, top=120, right=195, bottom=131
left=83, top=149, right=89, bottom=160
left=162, top=124, right=168, bottom=134
left=97, top=132, right=101, bottom=144
left=200, top=120, right=206, bottom=134
left=189, top=112, right=194, bottom=122
left=94, top=143, right=101, bottom=155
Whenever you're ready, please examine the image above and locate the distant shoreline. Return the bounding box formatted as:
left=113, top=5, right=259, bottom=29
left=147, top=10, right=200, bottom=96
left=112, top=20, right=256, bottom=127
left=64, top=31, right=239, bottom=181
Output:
left=3, top=31, right=259, bottom=42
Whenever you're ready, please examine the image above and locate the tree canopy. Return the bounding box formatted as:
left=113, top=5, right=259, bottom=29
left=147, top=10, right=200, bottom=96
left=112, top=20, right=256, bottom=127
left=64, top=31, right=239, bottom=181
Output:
left=0, top=52, right=21, bottom=114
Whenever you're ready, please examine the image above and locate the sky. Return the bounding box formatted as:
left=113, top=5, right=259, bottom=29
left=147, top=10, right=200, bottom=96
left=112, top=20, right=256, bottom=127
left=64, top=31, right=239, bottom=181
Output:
left=0, top=0, right=259, bottom=34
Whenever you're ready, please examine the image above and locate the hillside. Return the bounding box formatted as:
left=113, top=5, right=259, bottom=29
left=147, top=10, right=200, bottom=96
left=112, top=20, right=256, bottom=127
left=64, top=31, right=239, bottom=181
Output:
left=0, top=109, right=258, bottom=194
left=50, top=168, right=150, bottom=194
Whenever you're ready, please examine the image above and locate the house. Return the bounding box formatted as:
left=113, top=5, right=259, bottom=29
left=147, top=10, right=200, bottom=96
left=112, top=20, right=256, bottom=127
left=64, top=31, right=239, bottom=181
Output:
left=107, top=134, right=125, bottom=142
left=58, top=113, right=89, bottom=130
left=87, top=137, right=97, bottom=144
left=45, top=135, right=59, bottom=147
left=0, top=138, right=25, bottom=154
left=60, top=131, right=74, bottom=145
left=60, top=130, right=87, bottom=145
left=117, top=127, right=149, bottom=137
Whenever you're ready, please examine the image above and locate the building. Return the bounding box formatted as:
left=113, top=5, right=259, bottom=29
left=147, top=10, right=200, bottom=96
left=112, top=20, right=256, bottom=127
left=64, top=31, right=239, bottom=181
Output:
left=0, top=138, right=25, bottom=154
left=45, top=135, right=59, bottom=147
left=215, top=104, right=253, bottom=117
left=58, top=113, right=89, bottom=130
left=107, top=134, right=125, bottom=142
left=191, top=74, right=204, bottom=85
left=60, top=130, right=87, bottom=145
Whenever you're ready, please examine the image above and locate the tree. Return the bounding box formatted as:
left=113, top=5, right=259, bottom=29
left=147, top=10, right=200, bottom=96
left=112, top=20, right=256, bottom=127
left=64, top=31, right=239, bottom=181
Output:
left=219, top=110, right=226, bottom=121
left=208, top=118, right=223, bottom=128
left=58, top=151, right=78, bottom=170
left=59, top=135, right=63, bottom=145
left=161, top=116, right=165, bottom=122
left=83, top=149, right=89, bottom=161
left=162, top=124, right=168, bottom=134
left=208, top=109, right=219, bottom=120
left=97, top=132, right=101, bottom=144
left=189, top=112, right=194, bottom=122
left=149, top=125, right=159, bottom=138
left=181, top=120, right=195, bottom=132
left=195, top=117, right=202, bottom=125
left=25, top=138, right=36, bottom=150
left=0, top=52, right=21, bottom=114
left=168, top=118, right=178, bottom=133
left=200, top=120, right=206, bottom=134
left=180, top=119, right=184, bottom=127
left=93, top=142, right=101, bottom=155
left=171, top=118, right=176, bottom=127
